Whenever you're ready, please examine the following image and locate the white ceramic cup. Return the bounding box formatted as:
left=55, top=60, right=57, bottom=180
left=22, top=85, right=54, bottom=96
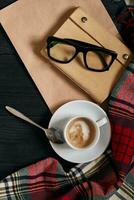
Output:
left=64, top=116, right=107, bottom=150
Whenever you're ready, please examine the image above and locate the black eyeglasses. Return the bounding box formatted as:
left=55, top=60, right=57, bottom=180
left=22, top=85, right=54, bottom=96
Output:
left=47, top=36, right=117, bottom=72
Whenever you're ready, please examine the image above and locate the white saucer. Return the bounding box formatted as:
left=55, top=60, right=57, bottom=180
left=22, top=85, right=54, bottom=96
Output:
left=49, top=100, right=111, bottom=163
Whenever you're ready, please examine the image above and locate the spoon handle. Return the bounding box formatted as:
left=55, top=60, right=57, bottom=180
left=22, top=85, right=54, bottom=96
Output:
left=5, top=106, right=45, bottom=131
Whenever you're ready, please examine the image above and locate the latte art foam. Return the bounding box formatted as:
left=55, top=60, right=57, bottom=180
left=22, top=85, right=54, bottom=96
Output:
left=66, top=118, right=96, bottom=148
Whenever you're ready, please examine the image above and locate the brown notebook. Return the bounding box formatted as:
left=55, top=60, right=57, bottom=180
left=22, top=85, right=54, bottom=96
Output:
left=0, top=0, right=129, bottom=111
left=42, top=8, right=132, bottom=104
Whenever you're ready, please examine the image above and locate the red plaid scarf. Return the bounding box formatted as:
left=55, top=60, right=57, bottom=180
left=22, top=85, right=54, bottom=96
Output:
left=109, top=61, right=134, bottom=178
left=117, top=6, right=134, bottom=51
left=0, top=61, right=134, bottom=199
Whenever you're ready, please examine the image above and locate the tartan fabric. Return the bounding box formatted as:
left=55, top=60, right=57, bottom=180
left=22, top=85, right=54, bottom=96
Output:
left=109, top=60, right=134, bottom=177
left=0, top=61, right=134, bottom=199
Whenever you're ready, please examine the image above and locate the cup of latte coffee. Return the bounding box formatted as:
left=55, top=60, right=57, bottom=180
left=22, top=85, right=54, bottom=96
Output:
left=64, top=116, right=107, bottom=150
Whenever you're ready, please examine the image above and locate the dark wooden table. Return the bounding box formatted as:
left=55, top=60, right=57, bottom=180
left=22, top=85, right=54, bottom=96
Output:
left=0, top=0, right=74, bottom=180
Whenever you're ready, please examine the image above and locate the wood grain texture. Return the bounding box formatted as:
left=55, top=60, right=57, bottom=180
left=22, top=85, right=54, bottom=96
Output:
left=0, top=1, right=74, bottom=180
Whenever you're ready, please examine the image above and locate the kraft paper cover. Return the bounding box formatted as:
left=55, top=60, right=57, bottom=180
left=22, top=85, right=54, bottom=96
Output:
left=42, top=8, right=132, bottom=104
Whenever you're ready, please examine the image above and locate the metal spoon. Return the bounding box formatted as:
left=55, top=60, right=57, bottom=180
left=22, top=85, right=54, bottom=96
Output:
left=5, top=106, right=65, bottom=144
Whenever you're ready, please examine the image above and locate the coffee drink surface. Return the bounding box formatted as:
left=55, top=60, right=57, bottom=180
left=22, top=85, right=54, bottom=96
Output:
left=66, top=118, right=96, bottom=148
